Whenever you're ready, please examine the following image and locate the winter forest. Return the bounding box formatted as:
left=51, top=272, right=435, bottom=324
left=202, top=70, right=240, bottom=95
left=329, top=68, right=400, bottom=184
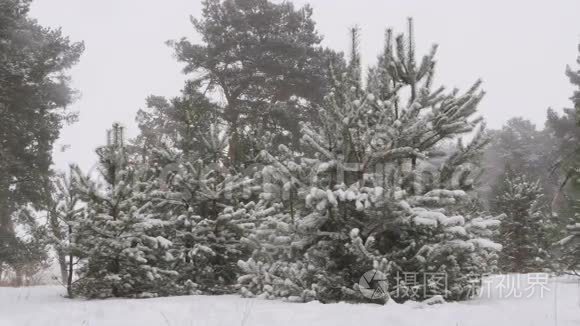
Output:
left=1, top=0, right=580, bottom=325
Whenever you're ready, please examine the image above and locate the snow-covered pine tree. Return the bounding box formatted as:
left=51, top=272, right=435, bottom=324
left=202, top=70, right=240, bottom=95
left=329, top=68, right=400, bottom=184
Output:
left=73, top=123, right=179, bottom=298
left=483, top=118, right=558, bottom=210
left=567, top=44, right=580, bottom=120
left=492, top=166, right=551, bottom=272
left=169, top=0, right=339, bottom=166
left=150, top=125, right=258, bottom=294
left=237, top=144, right=323, bottom=302
left=339, top=22, right=501, bottom=302
left=240, top=19, right=501, bottom=303
left=133, top=82, right=219, bottom=162
left=551, top=43, right=580, bottom=275
left=555, top=223, right=580, bottom=275
left=47, top=165, right=86, bottom=297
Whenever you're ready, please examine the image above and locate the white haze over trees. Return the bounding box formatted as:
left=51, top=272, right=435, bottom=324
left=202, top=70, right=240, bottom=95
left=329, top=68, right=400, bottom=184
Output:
left=0, top=0, right=579, bottom=325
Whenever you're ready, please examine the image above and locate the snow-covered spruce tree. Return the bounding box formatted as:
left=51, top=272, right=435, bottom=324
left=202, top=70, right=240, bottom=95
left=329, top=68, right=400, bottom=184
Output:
left=73, top=124, right=179, bottom=298
left=239, top=20, right=501, bottom=303
left=149, top=125, right=259, bottom=294
left=492, top=166, right=551, bottom=272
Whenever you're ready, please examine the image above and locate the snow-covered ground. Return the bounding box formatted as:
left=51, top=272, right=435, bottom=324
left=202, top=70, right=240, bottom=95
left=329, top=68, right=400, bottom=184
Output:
left=1, top=275, right=579, bottom=326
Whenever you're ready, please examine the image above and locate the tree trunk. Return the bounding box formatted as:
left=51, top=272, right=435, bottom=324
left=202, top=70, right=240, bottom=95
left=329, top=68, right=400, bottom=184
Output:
left=228, top=117, right=239, bottom=166
left=225, top=97, right=241, bottom=167
left=67, top=253, right=74, bottom=297
left=0, top=181, right=15, bottom=279
left=66, top=224, right=74, bottom=297
left=57, top=249, right=68, bottom=285
left=48, top=209, right=68, bottom=285
left=14, top=270, right=23, bottom=287
left=0, top=181, right=14, bottom=239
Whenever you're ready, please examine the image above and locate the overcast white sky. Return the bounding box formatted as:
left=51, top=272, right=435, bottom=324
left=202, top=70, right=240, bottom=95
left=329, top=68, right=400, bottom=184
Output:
left=30, top=0, right=580, bottom=172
